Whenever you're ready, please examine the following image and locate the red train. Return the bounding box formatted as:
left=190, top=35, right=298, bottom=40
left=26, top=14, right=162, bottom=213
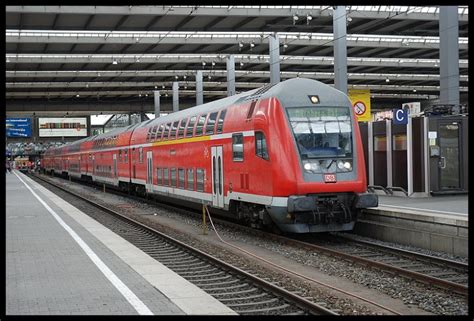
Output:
left=42, top=78, right=378, bottom=233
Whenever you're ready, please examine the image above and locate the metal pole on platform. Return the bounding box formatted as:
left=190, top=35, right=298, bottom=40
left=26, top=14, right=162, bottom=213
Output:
left=202, top=204, right=208, bottom=235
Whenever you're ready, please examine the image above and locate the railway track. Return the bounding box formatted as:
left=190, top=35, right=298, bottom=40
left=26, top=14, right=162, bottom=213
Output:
left=28, top=173, right=335, bottom=316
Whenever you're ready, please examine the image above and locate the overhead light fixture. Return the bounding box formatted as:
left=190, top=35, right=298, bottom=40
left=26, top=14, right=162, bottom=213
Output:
left=293, top=14, right=299, bottom=22
left=139, top=93, right=142, bottom=97
left=184, top=85, right=187, bottom=89
left=212, top=61, right=216, bottom=66
left=250, top=42, right=255, bottom=48
left=401, top=39, right=410, bottom=46
left=112, top=59, right=118, bottom=65
left=136, top=58, right=140, bottom=62
left=202, top=61, right=206, bottom=66
left=97, top=72, right=101, bottom=77
left=239, top=41, right=244, bottom=48
left=240, top=62, right=244, bottom=67
left=307, top=14, right=313, bottom=21
left=162, top=85, right=165, bottom=89
left=385, top=78, right=390, bottom=83
left=145, top=94, right=148, bottom=97
left=283, top=43, right=288, bottom=48
left=347, top=16, right=352, bottom=22
left=6, top=57, right=10, bottom=63
left=175, top=75, right=179, bottom=80
left=413, top=89, right=417, bottom=92
left=183, top=75, right=187, bottom=79
left=76, top=94, right=80, bottom=97
left=155, top=85, right=158, bottom=89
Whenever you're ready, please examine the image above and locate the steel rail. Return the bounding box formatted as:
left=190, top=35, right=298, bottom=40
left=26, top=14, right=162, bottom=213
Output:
left=29, top=172, right=336, bottom=316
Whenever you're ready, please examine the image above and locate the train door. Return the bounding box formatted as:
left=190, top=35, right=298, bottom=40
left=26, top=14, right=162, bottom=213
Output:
left=438, top=120, right=462, bottom=191
left=113, top=154, right=117, bottom=182
left=211, top=146, right=224, bottom=208
left=92, top=155, right=95, bottom=179
left=146, top=151, right=153, bottom=192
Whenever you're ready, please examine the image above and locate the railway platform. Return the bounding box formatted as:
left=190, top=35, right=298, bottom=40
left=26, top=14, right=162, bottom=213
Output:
left=354, top=195, right=468, bottom=257
left=6, top=170, right=236, bottom=315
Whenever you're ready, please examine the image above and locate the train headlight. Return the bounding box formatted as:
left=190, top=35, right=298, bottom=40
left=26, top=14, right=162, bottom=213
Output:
left=344, top=161, right=352, bottom=170
left=304, top=162, right=312, bottom=171
left=337, top=160, right=345, bottom=170
left=310, top=162, right=319, bottom=171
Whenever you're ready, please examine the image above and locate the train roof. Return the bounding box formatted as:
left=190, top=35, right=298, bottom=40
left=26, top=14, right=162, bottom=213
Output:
left=143, top=78, right=351, bottom=128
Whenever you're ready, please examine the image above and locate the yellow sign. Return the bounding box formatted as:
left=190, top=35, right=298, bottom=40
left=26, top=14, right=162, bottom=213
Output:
left=348, top=89, right=371, bottom=122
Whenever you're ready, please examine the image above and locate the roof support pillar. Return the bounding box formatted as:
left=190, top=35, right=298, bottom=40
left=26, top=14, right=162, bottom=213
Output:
left=196, top=70, right=203, bottom=106
left=172, top=82, right=179, bottom=112
left=333, top=6, right=348, bottom=94
left=226, top=55, right=236, bottom=96
left=269, top=33, right=280, bottom=84
left=439, top=6, right=459, bottom=105
left=154, top=90, right=160, bottom=117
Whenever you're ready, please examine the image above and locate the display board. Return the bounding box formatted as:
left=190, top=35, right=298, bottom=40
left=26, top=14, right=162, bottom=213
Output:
left=38, top=117, right=87, bottom=137
left=6, top=118, right=32, bottom=137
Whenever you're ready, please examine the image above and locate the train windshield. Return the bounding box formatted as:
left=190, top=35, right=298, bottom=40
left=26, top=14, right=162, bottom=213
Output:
left=287, top=107, right=352, bottom=159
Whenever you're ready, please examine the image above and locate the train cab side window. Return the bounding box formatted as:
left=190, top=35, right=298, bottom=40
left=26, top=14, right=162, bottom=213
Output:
left=171, top=168, right=177, bottom=187
left=205, top=112, right=218, bottom=135
left=196, top=169, right=205, bottom=192
left=170, top=121, right=179, bottom=140
left=139, top=147, right=144, bottom=163
left=163, top=168, right=169, bottom=186
left=186, top=116, right=197, bottom=137
left=178, top=119, right=187, bottom=139
left=232, top=133, right=244, bottom=161
left=195, top=115, right=206, bottom=136
left=157, top=168, right=162, bottom=185
left=187, top=168, right=194, bottom=190
left=216, top=110, right=226, bottom=134
left=178, top=168, right=185, bottom=188
left=255, top=131, right=269, bottom=160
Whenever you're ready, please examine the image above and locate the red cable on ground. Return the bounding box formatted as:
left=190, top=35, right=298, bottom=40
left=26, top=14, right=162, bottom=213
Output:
left=204, top=205, right=402, bottom=316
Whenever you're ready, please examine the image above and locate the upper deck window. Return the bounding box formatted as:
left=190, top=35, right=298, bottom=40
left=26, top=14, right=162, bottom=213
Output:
left=186, top=116, right=197, bottom=137
left=205, top=112, right=218, bottom=135
left=178, top=118, right=187, bottom=139
left=170, top=121, right=179, bottom=139
left=164, top=123, right=172, bottom=140
left=195, top=115, right=207, bottom=136
left=216, top=110, right=227, bottom=134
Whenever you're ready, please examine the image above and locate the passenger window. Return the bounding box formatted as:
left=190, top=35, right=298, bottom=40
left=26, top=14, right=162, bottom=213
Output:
left=178, top=119, right=187, bottom=139
left=139, top=147, right=144, bottom=163
left=118, top=150, right=122, bottom=162
left=124, top=149, right=128, bottom=163
left=195, top=115, right=206, bottom=136
left=196, top=169, right=205, bottom=192
left=178, top=168, right=185, bottom=188
left=157, top=168, right=162, bottom=185
left=255, top=132, right=269, bottom=160
left=216, top=110, right=226, bottom=134
left=157, top=124, right=165, bottom=141
left=163, top=168, right=169, bottom=186
left=151, top=125, right=159, bottom=141
left=187, top=168, right=194, bottom=190
left=232, top=133, right=244, bottom=161
left=164, top=123, right=172, bottom=140
left=170, top=168, right=177, bottom=187
left=205, top=112, right=218, bottom=135
left=186, top=116, right=197, bottom=137
left=170, top=121, right=179, bottom=139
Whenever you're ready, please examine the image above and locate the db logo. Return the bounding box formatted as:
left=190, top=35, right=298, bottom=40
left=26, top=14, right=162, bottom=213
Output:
left=324, top=174, right=337, bottom=183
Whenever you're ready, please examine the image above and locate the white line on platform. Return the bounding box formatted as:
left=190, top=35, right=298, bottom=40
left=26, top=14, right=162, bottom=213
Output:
left=379, top=204, right=466, bottom=216
left=13, top=171, right=154, bottom=316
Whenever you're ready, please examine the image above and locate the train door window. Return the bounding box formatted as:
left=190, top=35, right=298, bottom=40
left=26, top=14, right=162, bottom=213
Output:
left=187, top=168, right=194, bottom=190
left=171, top=168, right=177, bottom=187
left=164, top=123, right=172, bottom=140
left=178, top=119, right=187, bottom=139
left=139, top=147, right=144, bottom=163
left=146, top=127, right=152, bottom=142
left=216, top=110, right=227, bottom=134
left=163, top=168, right=169, bottom=186
left=186, top=116, right=197, bottom=137
left=157, top=124, right=164, bottom=141
left=232, top=133, right=244, bottom=161
left=151, top=125, right=159, bottom=141
left=124, top=149, right=128, bottom=163
left=178, top=168, right=185, bottom=188
left=196, top=169, right=205, bottom=192
left=157, top=168, right=162, bottom=185
left=205, top=112, right=218, bottom=135
left=255, top=131, right=269, bottom=160
left=170, top=121, right=179, bottom=140
left=195, top=115, right=207, bottom=136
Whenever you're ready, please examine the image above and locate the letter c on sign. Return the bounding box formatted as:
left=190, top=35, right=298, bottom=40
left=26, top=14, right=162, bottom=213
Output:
left=396, top=110, right=404, bottom=122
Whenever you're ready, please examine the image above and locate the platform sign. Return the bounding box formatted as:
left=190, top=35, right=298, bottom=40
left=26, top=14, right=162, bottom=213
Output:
left=402, top=102, right=421, bottom=116
left=38, top=117, right=87, bottom=137
left=348, top=89, right=371, bottom=122
left=6, top=118, right=32, bottom=137
left=393, top=109, right=408, bottom=125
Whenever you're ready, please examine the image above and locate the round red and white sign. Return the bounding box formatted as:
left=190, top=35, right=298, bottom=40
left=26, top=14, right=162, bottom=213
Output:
left=353, top=101, right=366, bottom=116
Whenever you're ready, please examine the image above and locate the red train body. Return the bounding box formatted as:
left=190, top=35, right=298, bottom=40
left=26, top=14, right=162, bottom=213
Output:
left=42, top=78, right=378, bottom=233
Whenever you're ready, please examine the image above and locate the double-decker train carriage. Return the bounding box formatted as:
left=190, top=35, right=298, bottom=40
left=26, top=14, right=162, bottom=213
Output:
left=41, top=78, right=378, bottom=233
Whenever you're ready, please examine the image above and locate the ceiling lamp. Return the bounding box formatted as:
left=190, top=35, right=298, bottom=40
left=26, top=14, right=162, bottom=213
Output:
left=183, top=75, right=187, bottom=79
left=250, top=42, right=255, bottom=48
left=240, top=62, right=244, bottom=67
left=212, top=61, right=216, bottom=66
left=76, top=94, right=80, bottom=97
left=112, top=59, right=118, bottom=65
left=293, top=14, right=299, bottom=22
left=239, top=41, right=244, bottom=48
left=385, top=78, right=390, bottom=83
left=401, top=39, right=410, bottom=46
left=413, top=89, right=417, bottom=92
left=202, top=61, right=206, bottom=66
left=155, top=85, right=158, bottom=89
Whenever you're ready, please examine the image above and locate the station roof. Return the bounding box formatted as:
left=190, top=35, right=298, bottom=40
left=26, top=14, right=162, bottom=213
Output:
left=6, top=6, right=469, bottom=113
